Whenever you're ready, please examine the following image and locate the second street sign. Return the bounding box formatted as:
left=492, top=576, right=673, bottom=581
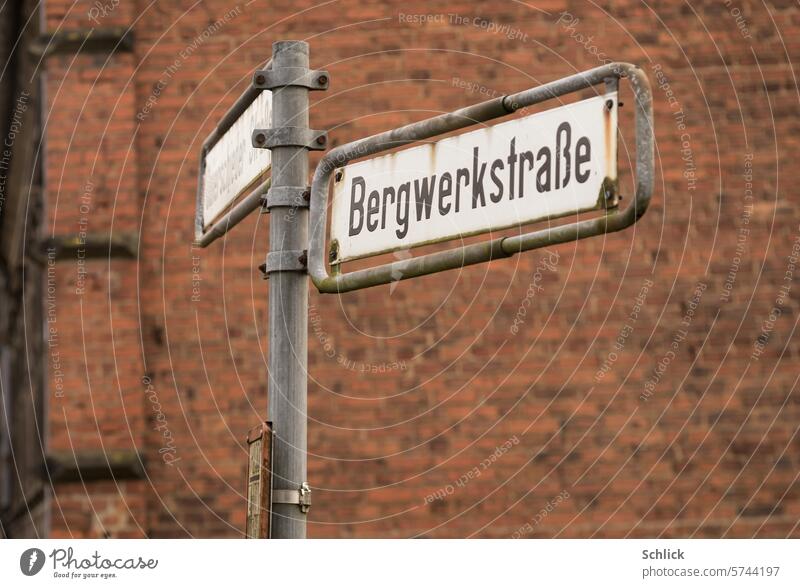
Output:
left=201, top=90, right=272, bottom=229
left=330, top=92, right=618, bottom=263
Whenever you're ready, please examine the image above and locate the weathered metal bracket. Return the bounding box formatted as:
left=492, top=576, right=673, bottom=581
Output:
left=272, top=482, right=312, bottom=513
left=44, top=232, right=138, bottom=260
left=30, top=27, right=134, bottom=58
left=261, top=186, right=310, bottom=212
left=253, top=67, right=329, bottom=91
left=308, top=62, right=654, bottom=294
left=47, top=450, right=146, bottom=483
left=264, top=249, right=308, bottom=276
left=252, top=127, right=327, bottom=150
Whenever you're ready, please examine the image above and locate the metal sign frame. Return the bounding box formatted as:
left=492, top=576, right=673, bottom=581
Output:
left=308, top=62, right=653, bottom=294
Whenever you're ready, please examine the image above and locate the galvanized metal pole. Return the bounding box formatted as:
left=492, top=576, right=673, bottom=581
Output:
left=266, top=40, right=311, bottom=539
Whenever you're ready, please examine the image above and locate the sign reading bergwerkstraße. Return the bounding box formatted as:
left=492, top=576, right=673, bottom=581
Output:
left=201, top=91, right=272, bottom=228
left=330, top=92, right=618, bottom=263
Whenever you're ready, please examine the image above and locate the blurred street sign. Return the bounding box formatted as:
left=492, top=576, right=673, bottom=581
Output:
left=198, top=89, right=272, bottom=232
left=329, top=93, right=618, bottom=264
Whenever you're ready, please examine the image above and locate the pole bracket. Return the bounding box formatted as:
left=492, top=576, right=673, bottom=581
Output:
left=252, top=127, right=327, bottom=150
left=272, top=482, right=312, bottom=513
left=263, top=249, right=308, bottom=277
left=253, top=67, right=329, bottom=91
left=261, top=186, right=310, bottom=212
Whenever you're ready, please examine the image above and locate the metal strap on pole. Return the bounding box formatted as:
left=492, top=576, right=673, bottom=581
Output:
left=251, top=40, right=327, bottom=538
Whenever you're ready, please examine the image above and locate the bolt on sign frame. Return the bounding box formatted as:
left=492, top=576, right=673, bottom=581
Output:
left=308, top=62, right=653, bottom=294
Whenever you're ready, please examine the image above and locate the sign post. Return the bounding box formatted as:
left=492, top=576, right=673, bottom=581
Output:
left=196, top=54, right=652, bottom=537
left=250, top=40, right=327, bottom=538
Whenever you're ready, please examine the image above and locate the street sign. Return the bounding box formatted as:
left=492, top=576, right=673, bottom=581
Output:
left=200, top=90, right=272, bottom=229
left=329, top=92, right=618, bottom=263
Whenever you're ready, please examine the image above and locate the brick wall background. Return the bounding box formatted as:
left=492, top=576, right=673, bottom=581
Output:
left=41, top=0, right=800, bottom=537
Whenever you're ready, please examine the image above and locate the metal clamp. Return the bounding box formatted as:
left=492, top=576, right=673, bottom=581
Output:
left=263, top=250, right=308, bottom=277
left=253, top=67, right=329, bottom=91
left=272, top=482, right=312, bottom=513
left=261, top=186, right=310, bottom=212
left=252, top=127, right=327, bottom=150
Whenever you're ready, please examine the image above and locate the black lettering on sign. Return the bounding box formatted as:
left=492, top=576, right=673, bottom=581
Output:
left=518, top=150, right=534, bottom=198
left=489, top=159, right=504, bottom=203
left=366, top=190, right=380, bottom=232
left=472, top=147, right=487, bottom=208
left=536, top=147, right=551, bottom=192
left=381, top=187, right=395, bottom=229
left=555, top=122, right=571, bottom=189
left=455, top=168, right=469, bottom=212
left=575, top=137, right=591, bottom=183
left=396, top=182, right=411, bottom=238
left=506, top=138, right=517, bottom=200
left=349, top=176, right=366, bottom=236
left=438, top=172, right=453, bottom=215
left=414, top=175, right=436, bottom=221
left=341, top=110, right=601, bottom=245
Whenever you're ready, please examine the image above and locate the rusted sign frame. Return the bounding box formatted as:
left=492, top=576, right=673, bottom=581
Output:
left=308, top=62, right=653, bottom=294
left=245, top=421, right=274, bottom=539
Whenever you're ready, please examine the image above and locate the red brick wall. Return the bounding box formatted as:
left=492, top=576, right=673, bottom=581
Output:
left=44, top=0, right=800, bottom=537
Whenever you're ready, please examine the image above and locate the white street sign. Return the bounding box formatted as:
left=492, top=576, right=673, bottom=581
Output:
left=201, top=90, right=272, bottom=228
left=330, top=92, right=618, bottom=263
